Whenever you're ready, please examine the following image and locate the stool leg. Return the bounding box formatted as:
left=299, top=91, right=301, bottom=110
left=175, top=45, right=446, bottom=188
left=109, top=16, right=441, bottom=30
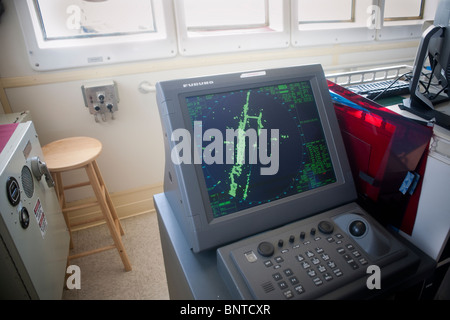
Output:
left=92, top=160, right=125, bottom=236
left=53, top=172, right=74, bottom=249
left=85, top=163, right=132, bottom=271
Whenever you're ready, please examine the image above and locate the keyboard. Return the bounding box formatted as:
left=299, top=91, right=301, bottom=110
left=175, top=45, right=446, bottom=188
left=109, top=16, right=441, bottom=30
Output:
left=347, top=80, right=410, bottom=100
left=217, top=202, right=418, bottom=300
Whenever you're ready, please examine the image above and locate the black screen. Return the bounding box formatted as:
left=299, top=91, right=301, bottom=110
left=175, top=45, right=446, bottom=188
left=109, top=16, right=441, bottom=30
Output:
left=185, top=80, right=337, bottom=218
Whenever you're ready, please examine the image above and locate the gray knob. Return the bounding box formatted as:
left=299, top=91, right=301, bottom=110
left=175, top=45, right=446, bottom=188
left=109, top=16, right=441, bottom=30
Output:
left=30, top=156, right=55, bottom=188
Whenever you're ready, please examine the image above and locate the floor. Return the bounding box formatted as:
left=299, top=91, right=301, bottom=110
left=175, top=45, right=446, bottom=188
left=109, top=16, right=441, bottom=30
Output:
left=59, top=209, right=450, bottom=301
left=62, top=211, right=170, bottom=300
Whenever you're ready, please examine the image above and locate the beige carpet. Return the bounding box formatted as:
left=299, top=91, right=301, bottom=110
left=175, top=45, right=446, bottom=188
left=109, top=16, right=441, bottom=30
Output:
left=62, top=211, right=169, bottom=300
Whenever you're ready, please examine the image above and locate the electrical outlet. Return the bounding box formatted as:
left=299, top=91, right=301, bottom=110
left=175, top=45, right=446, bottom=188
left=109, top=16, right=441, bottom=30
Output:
left=81, top=80, right=119, bottom=121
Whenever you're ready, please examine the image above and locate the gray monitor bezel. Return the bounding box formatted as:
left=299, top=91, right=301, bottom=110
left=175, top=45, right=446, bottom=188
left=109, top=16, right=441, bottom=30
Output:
left=156, top=64, right=356, bottom=252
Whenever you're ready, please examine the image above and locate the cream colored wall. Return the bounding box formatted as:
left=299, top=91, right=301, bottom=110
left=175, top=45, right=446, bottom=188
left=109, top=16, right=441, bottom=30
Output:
left=0, top=0, right=420, bottom=202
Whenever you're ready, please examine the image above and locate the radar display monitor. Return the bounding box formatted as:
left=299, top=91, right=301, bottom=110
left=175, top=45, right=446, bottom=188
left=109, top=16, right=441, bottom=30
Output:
left=156, top=64, right=356, bottom=252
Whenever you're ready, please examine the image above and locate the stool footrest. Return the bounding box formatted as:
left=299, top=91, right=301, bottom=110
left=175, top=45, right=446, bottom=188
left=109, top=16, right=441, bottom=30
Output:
left=63, top=200, right=99, bottom=213
left=64, top=181, right=91, bottom=190
left=68, top=244, right=116, bottom=260
left=70, top=215, right=105, bottom=228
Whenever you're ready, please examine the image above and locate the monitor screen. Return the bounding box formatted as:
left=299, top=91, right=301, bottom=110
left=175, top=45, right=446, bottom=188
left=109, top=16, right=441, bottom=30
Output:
left=183, top=80, right=337, bottom=219
left=156, top=64, right=356, bottom=252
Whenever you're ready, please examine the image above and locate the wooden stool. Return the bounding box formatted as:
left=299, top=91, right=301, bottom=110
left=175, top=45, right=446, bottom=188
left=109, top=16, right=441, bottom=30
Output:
left=42, top=137, right=132, bottom=271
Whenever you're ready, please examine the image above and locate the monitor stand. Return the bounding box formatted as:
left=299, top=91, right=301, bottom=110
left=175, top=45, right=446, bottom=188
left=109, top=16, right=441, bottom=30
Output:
left=400, top=97, right=450, bottom=130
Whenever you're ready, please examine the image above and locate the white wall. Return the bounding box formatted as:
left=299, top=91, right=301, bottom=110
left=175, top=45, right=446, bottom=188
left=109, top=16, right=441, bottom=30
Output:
left=0, top=0, right=420, bottom=202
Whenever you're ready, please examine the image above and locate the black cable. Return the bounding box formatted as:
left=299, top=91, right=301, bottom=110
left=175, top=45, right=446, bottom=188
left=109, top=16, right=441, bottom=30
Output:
left=417, top=68, right=448, bottom=98
left=371, top=71, right=412, bottom=101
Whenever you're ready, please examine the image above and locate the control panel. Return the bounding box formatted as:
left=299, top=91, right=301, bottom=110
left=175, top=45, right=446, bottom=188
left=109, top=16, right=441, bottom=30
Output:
left=82, top=80, right=119, bottom=122
left=217, top=203, right=416, bottom=300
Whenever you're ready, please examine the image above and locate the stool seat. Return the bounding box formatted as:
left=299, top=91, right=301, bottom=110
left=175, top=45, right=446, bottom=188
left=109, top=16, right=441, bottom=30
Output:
left=42, top=137, right=102, bottom=172
left=43, top=136, right=131, bottom=272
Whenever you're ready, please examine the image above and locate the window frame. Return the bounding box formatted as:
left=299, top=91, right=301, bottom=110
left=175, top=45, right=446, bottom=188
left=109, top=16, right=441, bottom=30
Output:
left=298, top=0, right=356, bottom=25
left=291, top=0, right=376, bottom=47
left=383, top=0, right=425, bottom=21
left=14, top=0, right=177, bottom=71
left=184, top=0, right=270, bottom=32
left=174, top=0, right=290, bottom=56
left=376, top=0, right=438, bottom=41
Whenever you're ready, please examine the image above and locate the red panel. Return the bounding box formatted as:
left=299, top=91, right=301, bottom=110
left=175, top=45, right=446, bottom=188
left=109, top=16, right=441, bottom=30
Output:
left=328, top=81, right=433, bottom=235
left=0, top=123, right=19, bottom=154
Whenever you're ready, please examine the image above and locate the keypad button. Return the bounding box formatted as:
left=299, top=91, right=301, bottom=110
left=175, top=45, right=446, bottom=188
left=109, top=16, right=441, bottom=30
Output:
left=327, top=261, right=336, bottom=269
left=273, top=273, right=282, bottom=281
left=278, top=281, right=288, bottom=289
left=333, top=269, right=343, bottom=277
left=307, top=269, right=317, bottom=277
left=302, top=261, right=311, bottom=269
left=318, top=265, right=327, bottom=273
left=295, top=285, right=305, bottom=295
left=313, top=277, right=323, bottom=286
left=289, top=276, right=299, bottom=285
left=359, top=257, right=368, bottom=265
left=321, top=253, right=330, bottom=261
left=284, top=290, right=294, bottom=299
left=284, top=269, right=293, bottom=277
left=244, top=251, right=258, bottom=263
left=306, top=250, right=315, bottom=257
left=323, top=273, right=333, bottom=281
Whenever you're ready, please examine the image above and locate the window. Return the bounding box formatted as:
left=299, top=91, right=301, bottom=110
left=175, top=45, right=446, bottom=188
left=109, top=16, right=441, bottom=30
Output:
left=36, top=0, right=157, bottom=40
left=291, top=0, right=375, bottom=47
left=15, top=0, right=177, bottom=71
left=377, top=0, right=437, bottom=41
left=292, top=0, right=438, bottom=46
left=174, top=0, right=289, bottom=56
left=384, top=0, right=424, bottom=21
left=298, top=0, right=355, bottom=24
left=184, top=0, right=269, bottom=32
left=13, top=0, right=440, bottom=70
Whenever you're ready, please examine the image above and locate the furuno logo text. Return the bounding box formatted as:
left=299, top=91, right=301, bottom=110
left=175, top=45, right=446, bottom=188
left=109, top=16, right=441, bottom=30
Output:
left=183, top=81, right=214, bottom=88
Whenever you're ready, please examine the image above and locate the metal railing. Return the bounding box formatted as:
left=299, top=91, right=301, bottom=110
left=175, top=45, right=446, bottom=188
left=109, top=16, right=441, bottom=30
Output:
left=326, top=65, right=412, bottom=87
